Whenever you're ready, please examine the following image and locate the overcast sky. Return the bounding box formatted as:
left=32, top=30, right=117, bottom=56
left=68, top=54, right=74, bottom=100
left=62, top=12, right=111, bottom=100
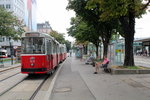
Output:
left=135, top=11, right=150, bottom=39
left=36, top=0, right=75, bottom=42
left=36, top=0, right=150, bottom=41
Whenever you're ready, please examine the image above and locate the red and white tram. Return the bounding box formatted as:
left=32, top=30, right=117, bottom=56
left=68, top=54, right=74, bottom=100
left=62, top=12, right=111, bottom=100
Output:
left=21, top=32, right=66, bottom=74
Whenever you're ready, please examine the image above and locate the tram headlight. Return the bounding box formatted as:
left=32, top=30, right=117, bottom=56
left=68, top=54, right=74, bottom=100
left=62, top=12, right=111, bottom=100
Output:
left=31, top=63, right=34, bottom=66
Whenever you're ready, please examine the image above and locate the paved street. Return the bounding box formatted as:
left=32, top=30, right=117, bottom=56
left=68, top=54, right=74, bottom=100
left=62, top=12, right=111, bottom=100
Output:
left=1, top=55, right=150, bottom=100
left=49, top=55, right=150, bottom=100
left=134, top=55, right=150, bottom=68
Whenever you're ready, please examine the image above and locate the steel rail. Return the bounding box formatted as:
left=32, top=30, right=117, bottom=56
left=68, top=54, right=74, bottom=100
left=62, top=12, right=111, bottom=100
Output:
left=29, top=75, right=50, bottom=100
left=0, top=72, right=20, bottom=82
left=0, top=77, right=26, bottom=96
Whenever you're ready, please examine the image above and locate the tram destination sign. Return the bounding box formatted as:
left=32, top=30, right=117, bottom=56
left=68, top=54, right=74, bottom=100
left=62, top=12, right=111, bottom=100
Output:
left=25, top=33, right=40, bottom=37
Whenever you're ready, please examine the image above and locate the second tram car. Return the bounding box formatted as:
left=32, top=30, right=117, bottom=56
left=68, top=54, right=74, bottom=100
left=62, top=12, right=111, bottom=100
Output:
left=59, top=44, right=67, bottom=62
left=21, top=32, right=67, bottom=74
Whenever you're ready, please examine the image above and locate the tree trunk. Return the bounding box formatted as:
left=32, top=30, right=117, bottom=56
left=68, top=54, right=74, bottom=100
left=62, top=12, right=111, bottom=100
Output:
left=119, top=14, right=135, bottom=66
left=85, top=45, right=88, bottom=55
left=83, top=45, right=87, bottom=55
left=103, top=41, right=108, bottom=58
left=124, top=34, right=134, bottom=66
left=102, top=31, right=111, bottom=58
left=95, top=44, right=99, bottom=58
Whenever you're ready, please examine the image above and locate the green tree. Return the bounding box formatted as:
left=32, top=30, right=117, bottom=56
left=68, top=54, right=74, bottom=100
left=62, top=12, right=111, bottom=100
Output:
left=49, top=30, right=71, bottom=52
left=0, top=7, right=25, bottom=39
left=87, top=0, right=150, bottom=66
left=49, top=31, right=65, bottom=44
left=64, top=40, right=71, bottom=52
left=67, top=0, right=119, bottom=58
left=67, top=16, right=101, bottom=57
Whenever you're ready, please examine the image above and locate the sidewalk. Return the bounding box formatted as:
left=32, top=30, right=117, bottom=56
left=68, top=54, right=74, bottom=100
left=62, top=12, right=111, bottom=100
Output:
left=49, top=56, right=150, bottom=100
left=134, top=55, right=150, bottom=67
left=0, top=62, right=20, bottom=72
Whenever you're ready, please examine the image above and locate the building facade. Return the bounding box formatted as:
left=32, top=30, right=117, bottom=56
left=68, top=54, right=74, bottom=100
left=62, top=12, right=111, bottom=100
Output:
left=0, top=0, right=25, bottom=21
left=0, top=0, right=37, bottom=57
left=0, top=0, right=37, bottom=31
left=37, top=21, right=53, bottom=33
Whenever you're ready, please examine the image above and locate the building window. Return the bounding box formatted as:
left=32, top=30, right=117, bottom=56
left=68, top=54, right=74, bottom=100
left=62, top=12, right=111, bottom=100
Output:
left=0, top=4, right=5, bottom=8
left=0, top=37, right=6, bottom=42
left=6, top=4, right=11, bottom=9
left=3, top=37, right=5, bottom=41
left=0, top=37, right=2, bottom=42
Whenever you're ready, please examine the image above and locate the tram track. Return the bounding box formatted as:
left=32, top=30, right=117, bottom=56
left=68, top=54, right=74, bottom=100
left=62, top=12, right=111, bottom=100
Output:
left=0, top=67, right=21, bottom=82
left=0, top=60, right=65, bottom=100
left=0, top=73, right=27, bottom=97
left=0, top=74, right=52, bottom=100
left=29, top=75, right=50, bottom=100
left=0, top=77, right=26, bottom=96
left=0, top=72, right=20, bottom=82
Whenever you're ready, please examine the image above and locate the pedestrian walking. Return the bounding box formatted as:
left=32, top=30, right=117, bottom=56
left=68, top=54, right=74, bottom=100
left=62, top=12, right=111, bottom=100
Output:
left=69, top=50, right=72, bottom=57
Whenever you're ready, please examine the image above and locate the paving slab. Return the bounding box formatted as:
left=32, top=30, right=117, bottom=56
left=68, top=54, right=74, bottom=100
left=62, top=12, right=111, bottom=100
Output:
left=50, top=57, right=96, bottom=100
left=49, top=55, right=150, bottom=100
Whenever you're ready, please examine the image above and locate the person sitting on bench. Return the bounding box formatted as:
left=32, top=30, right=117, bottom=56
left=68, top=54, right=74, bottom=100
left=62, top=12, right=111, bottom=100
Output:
left=85, top=53, right=95, bottom=64
left=93, top=56, right=109, bottom=74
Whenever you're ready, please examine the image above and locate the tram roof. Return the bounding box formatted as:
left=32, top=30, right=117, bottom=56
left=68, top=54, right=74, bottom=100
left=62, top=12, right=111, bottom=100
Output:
left=134, top=37, right=150, bottom=42
left=22, top=31, right=55, bottom=39
left=22, top=31, right=61, bottom=44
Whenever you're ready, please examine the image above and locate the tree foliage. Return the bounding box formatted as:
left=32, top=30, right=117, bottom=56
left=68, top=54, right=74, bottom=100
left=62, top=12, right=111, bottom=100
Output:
left=67, top=16, right=101, bottom=56
left=68, top=16, right=100, bottom=43
left=49, top=30, right=71, bottom=52
left=86, top=0, right=150, bottom=66
left=67, top=0, right=120, bottom=57
left=0, top=7, right=25, bottom=39
left=86, top=0, right=145, bottom=21
left=49, top=31, right=65, bottom=44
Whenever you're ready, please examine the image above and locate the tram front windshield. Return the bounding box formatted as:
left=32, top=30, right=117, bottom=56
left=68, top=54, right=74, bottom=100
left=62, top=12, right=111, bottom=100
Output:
left=22, top=37, right=45, bottom=54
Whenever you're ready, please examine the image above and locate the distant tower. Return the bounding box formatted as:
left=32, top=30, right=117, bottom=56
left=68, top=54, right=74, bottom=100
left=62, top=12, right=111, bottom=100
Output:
left=26, top=0, right=37, bottom=31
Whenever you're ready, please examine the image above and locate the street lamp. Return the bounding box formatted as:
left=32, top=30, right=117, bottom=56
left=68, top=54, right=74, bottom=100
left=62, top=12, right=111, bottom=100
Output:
left=0, top=48, right=4, bottom=67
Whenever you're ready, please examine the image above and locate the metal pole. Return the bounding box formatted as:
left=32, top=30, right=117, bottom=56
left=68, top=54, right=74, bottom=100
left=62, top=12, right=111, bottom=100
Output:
left=9, top=38, right=13, bottom=65
left=11, top=45, right=13, bottom=65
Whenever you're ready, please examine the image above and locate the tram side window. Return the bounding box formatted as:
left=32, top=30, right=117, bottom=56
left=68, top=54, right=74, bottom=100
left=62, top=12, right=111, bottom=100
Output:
left=59, top=47, right=62, bottom=53
left=56, top=44, right=58, bottom=54
left=53, top=41, right=56, bottom=54
left=57, top=45, right=60, bottom=54
left=47, top=40, right=51, bottom=54
left=62, top=47, right=64, bottom=53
